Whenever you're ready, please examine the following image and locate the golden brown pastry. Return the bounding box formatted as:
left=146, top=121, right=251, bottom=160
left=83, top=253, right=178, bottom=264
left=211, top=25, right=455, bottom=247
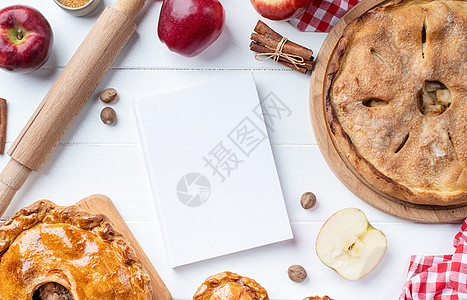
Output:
left=303, top=297, right=334, bottom=300
left=326, top=0, right=467, bottom=205
left=193, top=271, right=269, bottom=300
left=0, top=200, right=151, bottom=299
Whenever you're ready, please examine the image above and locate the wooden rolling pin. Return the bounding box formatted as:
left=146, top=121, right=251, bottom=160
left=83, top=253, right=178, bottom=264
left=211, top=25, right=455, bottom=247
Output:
left=0, top=0, right=142, bottom=215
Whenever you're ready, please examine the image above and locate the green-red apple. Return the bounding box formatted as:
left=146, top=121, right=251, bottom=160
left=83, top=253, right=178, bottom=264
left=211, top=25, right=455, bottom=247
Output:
left=0, top=5, right=53, bottom=73
left=316, top=208, right=387, bottom=280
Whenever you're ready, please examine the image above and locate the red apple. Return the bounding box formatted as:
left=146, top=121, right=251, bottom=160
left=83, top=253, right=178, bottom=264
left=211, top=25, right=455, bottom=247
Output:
left=0, top=5, right=53, bottom=73
left=250, top=0, right=312, bottom=21
left=158, top=0, right=225, bottom=58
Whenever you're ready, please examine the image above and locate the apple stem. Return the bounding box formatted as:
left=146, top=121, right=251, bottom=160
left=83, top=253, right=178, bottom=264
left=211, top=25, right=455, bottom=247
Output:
left=17, top=29, right=23, bottom=40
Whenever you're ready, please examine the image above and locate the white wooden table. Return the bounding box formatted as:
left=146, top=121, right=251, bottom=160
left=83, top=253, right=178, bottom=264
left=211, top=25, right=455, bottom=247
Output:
left=0, top=1, right=461, bottom=299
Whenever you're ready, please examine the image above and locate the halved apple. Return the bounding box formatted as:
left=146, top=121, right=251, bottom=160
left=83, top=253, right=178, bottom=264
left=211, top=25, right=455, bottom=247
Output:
left=316, top=208, right=387, bottom=280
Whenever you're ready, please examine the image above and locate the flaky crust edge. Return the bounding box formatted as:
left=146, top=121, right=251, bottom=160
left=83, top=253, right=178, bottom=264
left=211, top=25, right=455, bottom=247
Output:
left=0, top=200, right=152, bottom=298
left=193, top=271, right=269, bottom=300
left=325, top=0, right=467, bottom=206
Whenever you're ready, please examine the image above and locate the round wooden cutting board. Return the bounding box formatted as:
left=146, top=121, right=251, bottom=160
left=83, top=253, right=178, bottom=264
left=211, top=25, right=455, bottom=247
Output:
left=309, top=0, right=467, bottom=223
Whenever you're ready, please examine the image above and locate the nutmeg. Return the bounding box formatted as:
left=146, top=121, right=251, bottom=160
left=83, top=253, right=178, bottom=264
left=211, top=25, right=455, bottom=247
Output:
left=100, top=107, right=116, bottom=125
left=100, top=88, right=118, bottom=104
left=288, top=265, right=307, bottom=283
left=300, top=192, right=316, bottom=209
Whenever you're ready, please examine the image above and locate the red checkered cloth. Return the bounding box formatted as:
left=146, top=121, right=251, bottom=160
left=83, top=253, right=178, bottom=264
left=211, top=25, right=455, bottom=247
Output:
left=400, top=220, right=467, bottom=299
left=290, top=0, right=361, bottom=32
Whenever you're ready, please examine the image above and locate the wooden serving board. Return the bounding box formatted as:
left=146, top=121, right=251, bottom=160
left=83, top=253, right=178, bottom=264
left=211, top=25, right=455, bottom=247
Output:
left=75, top=194, right=172, bottom=300
left=309, top=0, right=467, bottom=223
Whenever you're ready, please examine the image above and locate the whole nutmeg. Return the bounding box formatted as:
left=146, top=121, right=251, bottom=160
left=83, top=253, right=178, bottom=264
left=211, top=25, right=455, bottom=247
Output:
left=100, top=88, right=118, bottom=103
left=288, top=265, right=307, bottom=283
left=100, top=107, right=116, bottom=125
left=300, top=192, right=316, bottom=209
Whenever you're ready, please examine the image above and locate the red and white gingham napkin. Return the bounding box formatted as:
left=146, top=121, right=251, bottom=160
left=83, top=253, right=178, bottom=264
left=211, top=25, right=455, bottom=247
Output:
left=290, top=0, right=361, bottom=32
left=400, top=220, right=467, bottom=299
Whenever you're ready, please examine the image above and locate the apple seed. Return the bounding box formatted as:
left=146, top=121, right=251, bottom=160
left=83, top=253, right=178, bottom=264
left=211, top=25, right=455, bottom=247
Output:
left=16, top=28, right=23, bottom=40
left=287, top=265, right=307, bottom=283
left=300, top=192, right=316, bottom=209
left=100, top=88, right=118, bottom=104
left=100, top=107, right=116, bottom=125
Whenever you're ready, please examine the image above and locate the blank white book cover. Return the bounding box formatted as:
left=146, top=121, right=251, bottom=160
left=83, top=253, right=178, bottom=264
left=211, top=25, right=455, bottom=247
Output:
left=134, top=73, right=293, bottom=267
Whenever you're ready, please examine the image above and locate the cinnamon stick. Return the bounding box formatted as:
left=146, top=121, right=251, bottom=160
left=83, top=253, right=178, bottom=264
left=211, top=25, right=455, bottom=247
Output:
left=250, top=42, right=312, bottom=74
left=254, top=20, right=282, bottom=39
left=250, top=20, right=314, bottom=73
left=253, top=21, right=313, bottom=60
left=0, top=99, right=6, bottom=154
left=251, top=32, right=314, bottom=61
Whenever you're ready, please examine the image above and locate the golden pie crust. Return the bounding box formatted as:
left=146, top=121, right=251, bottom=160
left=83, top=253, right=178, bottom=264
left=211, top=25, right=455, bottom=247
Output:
left=193, top=271, right=269, bottom=300
left=326, top=0, right=467, bottom=206
left=0, top=200, right=152, bottom=299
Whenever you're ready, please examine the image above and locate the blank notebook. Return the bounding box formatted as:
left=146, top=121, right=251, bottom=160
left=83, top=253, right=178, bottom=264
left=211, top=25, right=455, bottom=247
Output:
left=134, top=73, right=292, bottom=268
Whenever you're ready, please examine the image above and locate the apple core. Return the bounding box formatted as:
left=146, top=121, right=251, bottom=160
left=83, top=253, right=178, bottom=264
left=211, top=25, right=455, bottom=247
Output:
left=9, top=27, right=27, bottom=44
left=316, top=208, right=387, bottom=280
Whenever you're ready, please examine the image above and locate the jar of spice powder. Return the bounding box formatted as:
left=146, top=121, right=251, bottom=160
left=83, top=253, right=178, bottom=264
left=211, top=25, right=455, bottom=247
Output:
left=54, top=0, right=101, bottom=16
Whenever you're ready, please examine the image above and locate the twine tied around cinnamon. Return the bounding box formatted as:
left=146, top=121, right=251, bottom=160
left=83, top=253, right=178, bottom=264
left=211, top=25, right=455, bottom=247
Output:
left=254, top=37, right=306, bottom=71
left=249, top=21, right=314, bottom=74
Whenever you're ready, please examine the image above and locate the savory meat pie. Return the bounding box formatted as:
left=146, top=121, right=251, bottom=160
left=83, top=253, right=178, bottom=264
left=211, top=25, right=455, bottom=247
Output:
left=0, top=200, right=151, bottom=299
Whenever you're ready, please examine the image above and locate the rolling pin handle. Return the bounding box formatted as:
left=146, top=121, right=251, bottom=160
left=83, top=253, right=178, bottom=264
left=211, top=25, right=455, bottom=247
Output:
left=114, top=0, right=146, bottom=19
left=0, top=159, right=33, bottom=217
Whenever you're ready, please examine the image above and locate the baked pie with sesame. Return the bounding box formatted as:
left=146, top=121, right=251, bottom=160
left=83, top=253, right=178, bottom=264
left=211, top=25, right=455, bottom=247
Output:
left=0, top=200, right=151, bottom=299
left=193, top=271, right=269, bottom=300
left=326, top=0, right=467, bottom=206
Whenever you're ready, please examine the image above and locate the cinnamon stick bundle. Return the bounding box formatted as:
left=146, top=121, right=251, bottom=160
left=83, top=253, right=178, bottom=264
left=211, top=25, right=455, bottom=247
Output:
left=250, top=20, right=314, bottom=74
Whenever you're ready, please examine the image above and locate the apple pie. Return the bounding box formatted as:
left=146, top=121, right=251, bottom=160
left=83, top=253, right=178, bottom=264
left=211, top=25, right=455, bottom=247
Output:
left=0, top=200, right=152, bottom=299
left=193, top=271, right=269, bottom=300
left=326, top=0, right=467, bottom=205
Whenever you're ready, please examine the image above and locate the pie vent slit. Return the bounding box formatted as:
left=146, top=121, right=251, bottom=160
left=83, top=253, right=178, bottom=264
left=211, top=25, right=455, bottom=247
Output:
left=370, top=48, right=394, bottom=70
left=422, top=18, right=427, bottom=59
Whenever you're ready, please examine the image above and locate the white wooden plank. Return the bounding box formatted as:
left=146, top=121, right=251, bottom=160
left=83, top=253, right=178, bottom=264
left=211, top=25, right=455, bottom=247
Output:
left=0, top=144, right=158, bottom=221
left=4, top=0, right=326, bottom=69
left=131, top=221, right=460, bottom=300
left=0, top=69, right=315, bottom=146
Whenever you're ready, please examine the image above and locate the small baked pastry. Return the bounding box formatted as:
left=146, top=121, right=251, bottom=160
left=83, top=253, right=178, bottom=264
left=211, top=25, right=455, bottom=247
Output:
left=326, top=0, right=467, bottom=205
left=303, top=297, right=334, bottom=300
left=0, top=200, right=151, bottom=299
left=193, top=271, right=269, bottom=300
